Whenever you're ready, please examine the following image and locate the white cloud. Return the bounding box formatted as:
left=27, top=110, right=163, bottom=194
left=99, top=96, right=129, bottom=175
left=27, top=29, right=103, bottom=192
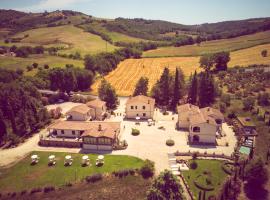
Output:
left=18, top=0, right=89, bottom=12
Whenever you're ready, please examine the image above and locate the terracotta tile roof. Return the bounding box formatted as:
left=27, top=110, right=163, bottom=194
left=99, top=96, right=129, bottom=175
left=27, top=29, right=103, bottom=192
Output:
left=177, top=103, right=200, bottom=113
left=200, top=107, right=224, bottom=121
left=189, top=112, right=216, bottom=126
left=86, top=99, right=106, bottom=108
left=48, top=121, right=121, bottom=139
left=66, top=104, right=91, bottom=115
left=126, top=95, right=155, bottom=106
left=177, top=104, right=224, bottom=127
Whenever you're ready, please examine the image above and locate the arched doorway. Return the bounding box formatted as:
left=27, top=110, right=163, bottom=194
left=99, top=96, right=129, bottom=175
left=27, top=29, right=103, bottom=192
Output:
left=193, top=135, right=200, bottom=142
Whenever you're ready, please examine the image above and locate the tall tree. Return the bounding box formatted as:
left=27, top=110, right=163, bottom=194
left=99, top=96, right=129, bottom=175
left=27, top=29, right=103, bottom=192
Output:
left=98, top=79, right=118, bottom=109
left=147, top=170, right=184, bottom=200
left=198, top=72, right=215, bottom=107
left=159, top=67, right=170, bottom=106
left=0, top=110, right=7, bottom=142
left=199, top=54, right=215, bottom=72
left=213, top=51, right=230, bottom=71
left=171, top=68, right=185, bottom=110
left=63, top=69, right=77, bottom=95
left=133, top=76, right=149, bottom=96
left=188, top=71, right=198, bottom=104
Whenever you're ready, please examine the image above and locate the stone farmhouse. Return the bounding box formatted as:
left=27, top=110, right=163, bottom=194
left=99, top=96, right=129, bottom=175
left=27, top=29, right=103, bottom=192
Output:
left=177, top=104, right=224, bottom=144
left=125, top=95, right=155, bottom=119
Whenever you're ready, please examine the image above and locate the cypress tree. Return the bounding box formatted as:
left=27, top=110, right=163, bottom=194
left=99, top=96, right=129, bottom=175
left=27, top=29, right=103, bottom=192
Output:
left=159, top=67, right=170, bottom=107
left=133, top=76, right=149, bottom=96
left=0, top=110, right=7, bottom=142
left=188, top=71, right=198, bottom=104
left=172, top=68, right=180, bottom=110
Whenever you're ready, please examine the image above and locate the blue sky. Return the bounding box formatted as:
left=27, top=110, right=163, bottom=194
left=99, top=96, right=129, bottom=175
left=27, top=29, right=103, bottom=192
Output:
left=1, top=0, right=270, bottom=24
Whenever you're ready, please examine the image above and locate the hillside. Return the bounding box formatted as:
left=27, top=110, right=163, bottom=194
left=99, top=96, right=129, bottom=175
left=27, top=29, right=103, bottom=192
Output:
left=4, top=25, right=117, bottom=56
left=92, top=43, right=270, bottom=96
left=143, top=30, right=270, bottom=57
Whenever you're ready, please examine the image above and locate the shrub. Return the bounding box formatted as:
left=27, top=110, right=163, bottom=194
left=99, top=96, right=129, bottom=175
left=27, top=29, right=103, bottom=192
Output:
left=140, top=159, right=155, bottom=179
left=43, top=186, right=55, bottom=193
left=26, top=65, right=33, bottom=71
left=131, top=128, right=140, bottom=136
left=30, top=187, right=42, bottom=194
left=190, top=161, right=198, bottom=169
left=44, top=64, right=49, bottom=69
left=166, top=139, right=175, bottom=146
left=113, top=169, right=135, bottom=178
left=85, top=173, right=102, bottom=183
left=192, top=152, right=198, bottom=160
left=32, top=62, right=38, bottom=68
left=11, top=192, right=16, bottom=197
left=20, top=190, right=27, bottom=195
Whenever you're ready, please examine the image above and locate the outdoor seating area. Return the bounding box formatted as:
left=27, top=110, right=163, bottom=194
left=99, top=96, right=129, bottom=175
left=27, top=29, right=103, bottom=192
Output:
left=96, top=155, right=105, bottom=167
left=48, top=155, right=56, bottom=166
left=82, top=155, right=90, bottom=166
left=31, top=155, right=39, bottom=165
left=30, top=154, right=105, bottom=167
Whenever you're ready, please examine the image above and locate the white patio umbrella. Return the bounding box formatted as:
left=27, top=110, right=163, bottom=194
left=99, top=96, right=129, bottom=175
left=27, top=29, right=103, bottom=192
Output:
left=135, top=116, right=140, bottom=120
left=65, top=155, right=72, bottom=160
left=49, top=155, right=55, bottom=160
left=148, top=119, right=153, bottom=122
left=98, top=155, right=104, bottom=160
left=82, top=155, right=89, bottom=160
left=31, top=155, right=38, bottom=159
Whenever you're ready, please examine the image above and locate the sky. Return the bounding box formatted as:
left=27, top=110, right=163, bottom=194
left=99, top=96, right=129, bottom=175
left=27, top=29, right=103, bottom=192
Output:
left=1, top=0, right=270, bottom=25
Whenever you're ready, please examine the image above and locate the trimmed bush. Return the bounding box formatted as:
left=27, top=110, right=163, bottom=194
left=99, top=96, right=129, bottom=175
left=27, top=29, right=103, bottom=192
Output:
left=20, top=190, right=27, bottom=195
left=166, top=139, right=175, bottom=146
left=140, top=159, right=155, bottom=179
left=43, top=186, right=55, bottom=193
left=131, top=128, right=140, bottom=136
left=85, top=173, right=102, bottom=183
left=113, top=169, right=136, bottom=178
left=30, top=187, right=42, bottom=194
left=190, top=161, right=198, bottom=169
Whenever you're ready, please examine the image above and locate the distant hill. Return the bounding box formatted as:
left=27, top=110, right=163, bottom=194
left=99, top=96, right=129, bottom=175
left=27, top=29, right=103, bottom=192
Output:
left=1, top=9, right=270, bottom=43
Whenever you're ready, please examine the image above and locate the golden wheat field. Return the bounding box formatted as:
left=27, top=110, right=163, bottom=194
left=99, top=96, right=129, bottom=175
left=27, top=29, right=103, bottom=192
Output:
left=92, top=43, right=270, bottom=96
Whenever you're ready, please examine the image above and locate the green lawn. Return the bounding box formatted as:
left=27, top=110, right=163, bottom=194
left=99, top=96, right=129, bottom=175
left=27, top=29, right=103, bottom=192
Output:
left=0, top=54, right=84, bottom=76
left=182, top=159, right=228, bottom=199
left=0, top=151, right=144, bottom=192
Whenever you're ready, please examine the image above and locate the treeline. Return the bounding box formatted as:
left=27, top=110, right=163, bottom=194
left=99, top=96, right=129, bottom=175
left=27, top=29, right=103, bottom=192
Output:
left=0, top=45, right=44, bottom=57
left=84, top=47, right=142, bottom=75
left=35, top=65, right=94, bottom=94
left=0, top=69, right=50, bottom=145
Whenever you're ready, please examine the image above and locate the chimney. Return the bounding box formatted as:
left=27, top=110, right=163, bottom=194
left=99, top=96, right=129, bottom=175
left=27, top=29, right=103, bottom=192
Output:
left=98, top=124, right=102, bottom=131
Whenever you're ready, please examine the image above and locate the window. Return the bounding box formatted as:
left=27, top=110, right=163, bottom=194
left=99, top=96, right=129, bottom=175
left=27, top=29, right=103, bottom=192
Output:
left=135, top=106, right=137, bottom=109
left=72, top=130, right=75, bottom=135
left=142, top=106, right=145, bottom=110
left=143, top=113, right=146, bottom=117
left=136, top=114, right=139, bottom=116
left=193, top=127, right=200, bottom=132
left=61, top=130, right=64, bottom=134
left=131, top=106, right=134, bottom=109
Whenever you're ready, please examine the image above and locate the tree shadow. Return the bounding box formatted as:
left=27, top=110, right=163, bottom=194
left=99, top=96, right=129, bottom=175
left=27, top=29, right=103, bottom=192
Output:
left=244, top=182, right=269, bottom=200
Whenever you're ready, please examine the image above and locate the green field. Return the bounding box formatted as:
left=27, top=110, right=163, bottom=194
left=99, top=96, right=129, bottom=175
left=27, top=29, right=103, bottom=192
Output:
left=2, top=25, right=117, bottom=56
left=182, top=160, right=228, bottom=199
left=143, top=31, right=270, bottom=57
left=0, top=151, right=144, bottom=192
left=80, top=22, right=149, bottom=43
left=0, top=54, right=84, bottom=75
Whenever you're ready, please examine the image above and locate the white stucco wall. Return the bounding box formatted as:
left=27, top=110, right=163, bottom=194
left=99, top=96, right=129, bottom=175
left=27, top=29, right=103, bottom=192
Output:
left=67, top=111, right=90, bottom=121
left=189, top=122, right=217, bottom=143
left=56, top=129, right=81, bottom=138
left=125, top=102, right=154, bottom=119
